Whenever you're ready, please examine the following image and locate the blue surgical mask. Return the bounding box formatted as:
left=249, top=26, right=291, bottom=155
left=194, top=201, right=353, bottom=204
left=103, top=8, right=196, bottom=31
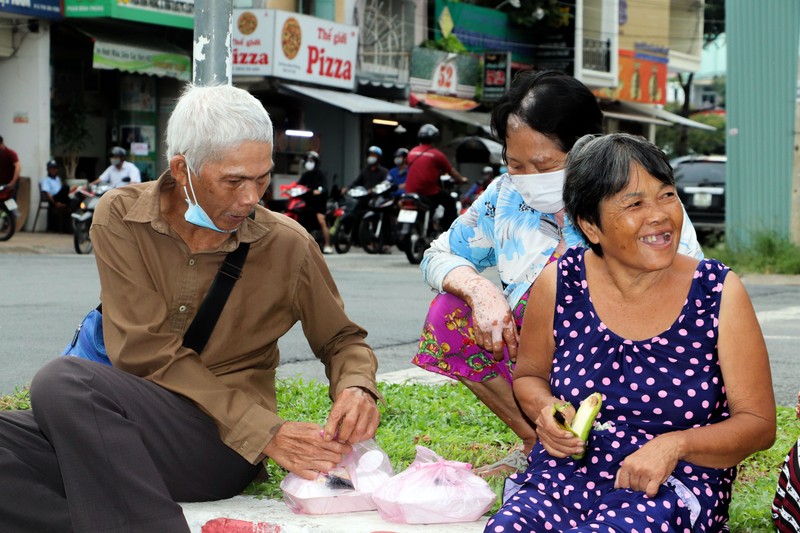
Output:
left=182, top=158, right=235, bottom=233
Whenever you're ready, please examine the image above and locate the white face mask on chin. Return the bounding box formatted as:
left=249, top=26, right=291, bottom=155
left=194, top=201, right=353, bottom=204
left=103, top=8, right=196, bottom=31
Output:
left=508, top=168, right=566, bottom=214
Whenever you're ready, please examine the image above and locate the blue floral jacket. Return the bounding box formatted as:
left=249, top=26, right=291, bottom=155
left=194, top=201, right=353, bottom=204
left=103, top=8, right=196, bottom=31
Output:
left=421, top=174, right=704, bottom=308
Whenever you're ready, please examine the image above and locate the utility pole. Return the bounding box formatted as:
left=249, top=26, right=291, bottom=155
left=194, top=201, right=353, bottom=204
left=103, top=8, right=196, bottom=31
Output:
left=193, top=0, right=233, bottom=86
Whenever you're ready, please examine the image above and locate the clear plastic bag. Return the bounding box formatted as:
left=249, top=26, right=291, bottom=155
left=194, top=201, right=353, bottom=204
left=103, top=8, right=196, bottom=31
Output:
left=280, top=439, right=394, bottom=515
left=372, top=445, right=497, bottom=524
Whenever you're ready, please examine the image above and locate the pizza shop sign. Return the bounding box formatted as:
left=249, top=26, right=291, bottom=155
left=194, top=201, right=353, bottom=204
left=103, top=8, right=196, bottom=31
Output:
left=233, top=9, right=359, bottom=90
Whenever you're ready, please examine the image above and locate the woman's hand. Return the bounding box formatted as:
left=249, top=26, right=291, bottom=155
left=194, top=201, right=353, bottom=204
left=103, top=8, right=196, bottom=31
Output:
left=614, top=433, right=683, bottom=497
left=534, top=400, right=585, bottom=458
left=441, top=266, right=519, bottom=362
left=468, top=282, right=519, bottom=361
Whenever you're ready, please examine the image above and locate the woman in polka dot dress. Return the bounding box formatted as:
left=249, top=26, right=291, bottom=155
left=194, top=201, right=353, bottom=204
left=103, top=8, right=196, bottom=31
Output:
left=485, top=134, right=776, bottom=532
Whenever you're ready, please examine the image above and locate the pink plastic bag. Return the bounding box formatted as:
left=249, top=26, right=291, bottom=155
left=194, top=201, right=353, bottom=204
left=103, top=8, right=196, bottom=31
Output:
left=372, top=446, right=497, bottom=524
left=280, top=439, right=393, bottom=515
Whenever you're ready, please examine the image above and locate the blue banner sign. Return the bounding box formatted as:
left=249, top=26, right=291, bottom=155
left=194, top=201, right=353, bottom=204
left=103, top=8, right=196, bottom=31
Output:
left=0, top=0, right=62, bottom=20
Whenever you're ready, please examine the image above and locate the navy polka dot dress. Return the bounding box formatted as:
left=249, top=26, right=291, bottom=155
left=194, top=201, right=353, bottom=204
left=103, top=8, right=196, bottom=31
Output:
left=485, top=247, right=735, bottom=533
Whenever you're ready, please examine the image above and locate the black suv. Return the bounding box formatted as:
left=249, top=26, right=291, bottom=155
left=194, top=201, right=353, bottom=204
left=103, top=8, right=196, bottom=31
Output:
left=671, top=155, right=726, bottom=235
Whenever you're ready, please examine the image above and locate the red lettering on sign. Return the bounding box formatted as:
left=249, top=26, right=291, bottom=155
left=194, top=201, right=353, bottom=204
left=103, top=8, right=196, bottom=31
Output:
left=306, top=45, right=352, bottom=80
left=233, top=49, right=269, bottom=65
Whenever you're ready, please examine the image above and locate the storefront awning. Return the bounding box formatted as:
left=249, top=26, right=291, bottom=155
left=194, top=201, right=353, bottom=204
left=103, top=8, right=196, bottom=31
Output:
left=282, top=84, right=421, bottom=114
left=427, top=108, right=493, bottom=135
left=618, top=101, right=717, bottom=131
left=602, top=110, right=672, bottom=127
left=78, top=28, right=191, bottom=81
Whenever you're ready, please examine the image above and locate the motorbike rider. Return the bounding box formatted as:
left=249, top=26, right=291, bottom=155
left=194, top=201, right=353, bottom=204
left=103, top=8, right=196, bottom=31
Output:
left=346, top=146, right=388, bottom=192
left=297, top=150, right=334, bottom=254
left=0, top=135, right=21, bottom=200
left=39, top=159, right=71, bottom=232
left=463, top=165, right=495, bottom=208
left=388, top=148, right=409, bottom=197
left=91, top=146, right=142, bottom=189
left=405, top=124, right=467, bottom=231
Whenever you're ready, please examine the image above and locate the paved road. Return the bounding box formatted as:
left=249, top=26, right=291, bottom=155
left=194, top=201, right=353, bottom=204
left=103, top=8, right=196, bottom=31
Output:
left=1, top=232, right=798, bottom=408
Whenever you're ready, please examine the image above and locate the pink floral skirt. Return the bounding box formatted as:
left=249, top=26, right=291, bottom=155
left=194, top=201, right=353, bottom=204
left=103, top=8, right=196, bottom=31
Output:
left=411, top=287, right=531, bottom=384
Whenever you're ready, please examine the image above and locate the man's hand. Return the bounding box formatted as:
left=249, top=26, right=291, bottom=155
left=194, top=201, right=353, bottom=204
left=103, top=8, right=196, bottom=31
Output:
left=323, top=387, right=380, bottom=445
left=263, top=421, right=352, bottom=480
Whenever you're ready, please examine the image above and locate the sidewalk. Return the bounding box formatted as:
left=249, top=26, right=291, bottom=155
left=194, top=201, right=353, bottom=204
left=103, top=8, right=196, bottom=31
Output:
left=180, top=367, right=484, bottom=533
left=0, top=229, right=74, bottom=254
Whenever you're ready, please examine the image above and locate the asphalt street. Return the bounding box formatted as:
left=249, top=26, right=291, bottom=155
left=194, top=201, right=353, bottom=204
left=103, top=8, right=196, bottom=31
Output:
left=0, top=232, right=798, bottom=408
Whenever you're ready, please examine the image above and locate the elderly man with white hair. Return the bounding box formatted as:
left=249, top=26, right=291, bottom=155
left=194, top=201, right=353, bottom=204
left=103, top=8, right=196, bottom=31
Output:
left=0, top=84, right=381, bottom=532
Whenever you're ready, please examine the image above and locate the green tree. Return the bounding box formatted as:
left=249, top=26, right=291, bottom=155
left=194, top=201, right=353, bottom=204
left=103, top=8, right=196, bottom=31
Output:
left=656, top=111, right=725, bottom=158
left=52, top=101, right=92, bottom=182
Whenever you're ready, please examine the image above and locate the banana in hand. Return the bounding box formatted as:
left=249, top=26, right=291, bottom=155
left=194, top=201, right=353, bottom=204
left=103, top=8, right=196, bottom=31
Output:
left=552, top=392, right=603, bottom=460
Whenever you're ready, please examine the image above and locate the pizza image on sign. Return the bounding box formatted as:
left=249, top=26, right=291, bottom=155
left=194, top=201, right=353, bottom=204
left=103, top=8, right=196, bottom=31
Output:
left=281, top=17, right=302, bottom=60
left=237, top=11, right=258, bottom=35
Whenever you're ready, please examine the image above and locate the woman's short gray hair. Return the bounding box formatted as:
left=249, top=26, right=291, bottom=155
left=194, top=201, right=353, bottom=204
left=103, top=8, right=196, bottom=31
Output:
left=564, top=133, right=675, bottom=255
left=166, top=84, right=273, bottom=173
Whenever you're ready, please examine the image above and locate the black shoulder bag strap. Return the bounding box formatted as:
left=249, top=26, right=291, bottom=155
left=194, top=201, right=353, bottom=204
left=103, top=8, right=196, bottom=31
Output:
left=406, top=146, right=431, bottom=173
left=88, top=243, right=249, bottom=357
left=89, top=218, right=253, bottom=357
left=182, top=239, right=251, bottom=355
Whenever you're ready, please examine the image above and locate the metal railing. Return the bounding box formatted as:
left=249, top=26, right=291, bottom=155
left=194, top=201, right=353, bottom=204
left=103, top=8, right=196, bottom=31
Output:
left=357, top=51, right=410, bottom=83
left=583, top=37, right=611, bottom=73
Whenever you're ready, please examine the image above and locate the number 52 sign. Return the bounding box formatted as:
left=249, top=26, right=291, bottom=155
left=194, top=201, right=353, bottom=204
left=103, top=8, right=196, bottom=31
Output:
left=430, top=57, right=458, bottom=95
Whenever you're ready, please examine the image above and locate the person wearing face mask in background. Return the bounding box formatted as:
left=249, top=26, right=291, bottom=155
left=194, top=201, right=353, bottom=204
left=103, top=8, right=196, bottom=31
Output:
left=387, top=147, right=409, bottom=197
left=91, top=146, right=142, bottom=188
left=462, top=165, right=496, bottom=210
left=346, top=145, right=388, bottom=193
left=297, top=150, right=333, bottom=254
left=411, top=70, right=704, bottom=477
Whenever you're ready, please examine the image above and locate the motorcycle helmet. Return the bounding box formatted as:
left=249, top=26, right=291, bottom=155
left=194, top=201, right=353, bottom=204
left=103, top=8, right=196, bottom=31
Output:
left=109, top=146, right=127, bottom=157
left=46, top=159, right=58, bottom=169
left=393, top=147, right=409, bottom=166
left=367, top=145, right=383, bottom=157
left=305, top=150, right=320, bottom=163
left=417, top=124, right=440, bottom=143
left=482, top=166, right=494, bottom=175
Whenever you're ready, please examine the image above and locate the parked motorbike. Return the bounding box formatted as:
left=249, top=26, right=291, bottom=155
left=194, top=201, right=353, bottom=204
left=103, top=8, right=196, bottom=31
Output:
left=70, top=183, right=112, bottom=254
left=396, top=175, right=460, bottom=264
left=281, top=183, right=326, bottom=251
left=358, top=180, right=399, bottom=254
left=0, top=184, right=17, bottom=241
left=330, top=186, right=369, bottom=254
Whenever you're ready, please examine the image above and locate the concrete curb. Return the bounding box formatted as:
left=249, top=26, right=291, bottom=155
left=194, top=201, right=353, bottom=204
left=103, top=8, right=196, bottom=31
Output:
left=181, top=495, right=486, bottom=532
